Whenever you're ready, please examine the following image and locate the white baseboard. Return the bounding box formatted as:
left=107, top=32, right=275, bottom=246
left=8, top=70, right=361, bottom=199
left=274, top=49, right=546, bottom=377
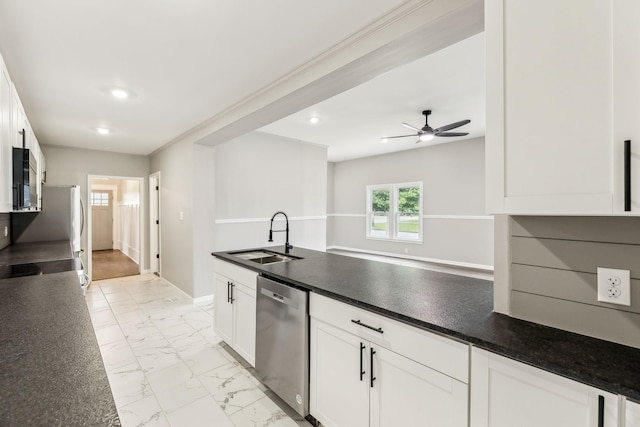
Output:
left=327, top=245, right=494, bottom=272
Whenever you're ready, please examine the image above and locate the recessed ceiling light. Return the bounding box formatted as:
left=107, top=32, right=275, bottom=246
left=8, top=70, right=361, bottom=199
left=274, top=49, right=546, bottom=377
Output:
left=96, top=127, right=111, bottom=135
left=381, top=138, right=389, bottom=143
left=308, top=116, right=320, bottom=124
left=111, top=89, right=129, bottom=99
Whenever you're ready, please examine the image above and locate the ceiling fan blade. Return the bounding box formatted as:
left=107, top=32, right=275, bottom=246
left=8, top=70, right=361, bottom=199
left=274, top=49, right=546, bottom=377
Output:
left=435, top=132, right=469, bottom=137
left=382, top=134, right=419, bottom=139
left=434, top=119, right=470, bottom=133
left=401, top=122, right=421, bottom=132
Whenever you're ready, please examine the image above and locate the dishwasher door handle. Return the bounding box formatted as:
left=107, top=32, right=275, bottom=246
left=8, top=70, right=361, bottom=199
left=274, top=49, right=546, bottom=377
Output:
left=260, top=287, right=299, bottom=309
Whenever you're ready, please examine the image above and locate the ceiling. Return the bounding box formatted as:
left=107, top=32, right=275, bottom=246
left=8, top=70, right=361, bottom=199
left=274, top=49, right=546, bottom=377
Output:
left=0, top=0, right=409, bottom=155
left=259, top=32, right=485, bottom=162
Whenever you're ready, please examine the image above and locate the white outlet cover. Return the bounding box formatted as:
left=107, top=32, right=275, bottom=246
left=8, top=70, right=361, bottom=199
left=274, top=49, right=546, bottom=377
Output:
left=597, top=267, right=631, bottom=306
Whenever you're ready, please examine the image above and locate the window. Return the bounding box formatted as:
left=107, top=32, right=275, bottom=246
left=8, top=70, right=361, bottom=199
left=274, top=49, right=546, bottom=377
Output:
left=366, top=182, right=422, bottom=242
left=91, top=191, right=110, bottom=207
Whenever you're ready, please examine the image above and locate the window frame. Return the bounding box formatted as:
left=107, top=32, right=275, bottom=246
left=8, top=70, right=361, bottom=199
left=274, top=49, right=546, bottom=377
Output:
left=366, top=181, right=423, bottom=243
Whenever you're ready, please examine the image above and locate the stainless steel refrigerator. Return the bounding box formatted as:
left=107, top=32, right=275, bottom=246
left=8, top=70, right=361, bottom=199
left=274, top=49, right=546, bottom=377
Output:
left=13, top=185, right=83, bottom=254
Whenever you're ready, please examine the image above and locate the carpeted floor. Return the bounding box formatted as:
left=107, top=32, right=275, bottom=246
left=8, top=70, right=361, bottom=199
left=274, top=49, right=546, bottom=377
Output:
left=92, top=249, right=139, bottom=281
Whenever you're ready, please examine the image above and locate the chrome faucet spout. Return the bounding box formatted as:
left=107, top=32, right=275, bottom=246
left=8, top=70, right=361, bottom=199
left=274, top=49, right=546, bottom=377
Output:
left=268, top=211, right=293, bottom=254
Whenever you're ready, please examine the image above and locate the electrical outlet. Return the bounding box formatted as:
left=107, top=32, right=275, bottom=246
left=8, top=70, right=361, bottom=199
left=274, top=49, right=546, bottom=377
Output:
left=597, top=267, right=631, bottom=306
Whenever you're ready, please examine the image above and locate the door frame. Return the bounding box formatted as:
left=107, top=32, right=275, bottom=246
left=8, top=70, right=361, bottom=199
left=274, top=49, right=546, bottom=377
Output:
left=86, top=174, right=146, bottom=281
left=149, top=171, right=161, bottom=276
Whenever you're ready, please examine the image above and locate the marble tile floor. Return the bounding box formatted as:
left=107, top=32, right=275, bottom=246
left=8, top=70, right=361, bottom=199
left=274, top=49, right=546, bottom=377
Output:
left=86, top=274, right=314, bottom=427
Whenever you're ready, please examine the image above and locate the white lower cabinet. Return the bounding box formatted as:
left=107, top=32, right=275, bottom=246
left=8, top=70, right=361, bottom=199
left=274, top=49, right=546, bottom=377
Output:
left=626, top=399, right=640, bottom=426
left=310, top=293, right=469, bottom=427
left=213, top=259, right=257, bottom=366
left=470, top=348, right=618, bottom=427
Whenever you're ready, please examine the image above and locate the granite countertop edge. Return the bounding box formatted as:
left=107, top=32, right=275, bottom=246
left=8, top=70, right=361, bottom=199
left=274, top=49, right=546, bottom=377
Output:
left=213, top=247, right=640, bottom=401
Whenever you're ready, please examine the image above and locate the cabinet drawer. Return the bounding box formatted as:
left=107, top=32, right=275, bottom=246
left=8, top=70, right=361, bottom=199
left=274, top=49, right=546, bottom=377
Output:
left=310, top=293, right=469, bottom=383
left=214, top=259, right=258, bottom=291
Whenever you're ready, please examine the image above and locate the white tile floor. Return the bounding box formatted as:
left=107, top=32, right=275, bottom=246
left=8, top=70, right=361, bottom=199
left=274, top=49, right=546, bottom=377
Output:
left=86, top=274, right=311, bottom=427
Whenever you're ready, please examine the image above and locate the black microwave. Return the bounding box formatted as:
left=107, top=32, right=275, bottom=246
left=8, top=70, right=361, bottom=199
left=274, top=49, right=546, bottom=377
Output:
left=12, top=147, right=38, bottom=210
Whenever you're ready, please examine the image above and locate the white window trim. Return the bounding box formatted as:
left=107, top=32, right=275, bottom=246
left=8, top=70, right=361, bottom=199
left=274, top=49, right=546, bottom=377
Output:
left=366, top=181, right=423, bottom=243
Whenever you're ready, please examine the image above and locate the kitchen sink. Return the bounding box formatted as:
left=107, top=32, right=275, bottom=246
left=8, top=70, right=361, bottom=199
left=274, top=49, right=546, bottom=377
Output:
left=230, top=250, right=301, bottom=265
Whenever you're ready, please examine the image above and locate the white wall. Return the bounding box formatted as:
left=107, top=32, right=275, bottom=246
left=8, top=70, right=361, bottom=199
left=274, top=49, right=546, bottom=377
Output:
left=213, top=131, right=327, bottom=252
left=41, top=145, right=150, bottom=271
left=331, top=137, right=493, bottom=269
left=149, top=138, right=195, bottom=296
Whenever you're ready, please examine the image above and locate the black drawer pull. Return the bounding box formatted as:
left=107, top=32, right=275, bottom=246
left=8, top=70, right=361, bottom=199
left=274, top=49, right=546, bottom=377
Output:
left=227, top=281, right=231, bottom=303
left=229, top=282, right=235, bottom=303
left=351, top=319, right=384, bottom=334
left=625, top=140, right=631, bottom=212
left=598, top=395, right=604, bottom=427
left=370, top=347, right=376, bottom=388
left=359, top=342, right=365, bottom=381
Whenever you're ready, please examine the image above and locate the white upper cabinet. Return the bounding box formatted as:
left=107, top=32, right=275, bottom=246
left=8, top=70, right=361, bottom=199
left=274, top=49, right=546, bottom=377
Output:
left=486, top=0, right=639, bottom=215
left=0, top=55, right=12, bottom=212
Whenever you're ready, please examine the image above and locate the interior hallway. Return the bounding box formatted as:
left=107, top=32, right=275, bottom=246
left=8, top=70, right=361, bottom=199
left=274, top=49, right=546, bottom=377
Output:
left=92, top=250, right=140, bottom=281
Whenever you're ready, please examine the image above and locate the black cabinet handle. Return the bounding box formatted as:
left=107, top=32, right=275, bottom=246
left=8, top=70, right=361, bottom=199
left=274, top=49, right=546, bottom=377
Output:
left=351, top=319, right=384, bottom=334
left=625, top=140, right=631, bottom=212
left=598, top=395, right=604, bottom=427
left=227, top=281, right=230, bottom=302
left=370, top=347, right=376, bottom=388
left=359, top=343, right=365, bottom=381
left=229, top=282, right=235, bottom=303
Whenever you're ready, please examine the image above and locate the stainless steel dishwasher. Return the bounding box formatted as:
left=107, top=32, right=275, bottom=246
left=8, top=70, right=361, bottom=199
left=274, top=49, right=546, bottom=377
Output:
left=255, top=275, right=309, bottom=417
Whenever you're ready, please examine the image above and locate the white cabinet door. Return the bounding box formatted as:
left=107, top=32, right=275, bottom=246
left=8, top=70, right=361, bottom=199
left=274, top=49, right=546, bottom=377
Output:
left=310, top=318, right=369, bottom=427
left=471, top=348, right=618, bottom=427
left=627, top=400, right=640, bottom=427
left=232, top=282, right=256, bottom=366
left=486, top=0, right=638, bottom=214
left=370, top=345, right=467, bottom=427
left=213, top=274, right=233, bottom=344
left=612, top=0, right=640, bottom=212
left=0, top=56, right=11, bottom=212
left=10, top=85, right=24, bottom=149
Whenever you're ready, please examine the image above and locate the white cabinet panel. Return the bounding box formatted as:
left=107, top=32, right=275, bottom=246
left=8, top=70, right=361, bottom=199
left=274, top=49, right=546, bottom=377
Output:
left=0, top=56, right=11, bottom=212
left=213, top=259, right=257, bottom=366
left=233, top=283, right=256, bottom=366
left=486, top=0, right=639, bottom=214
left=627, top=400, right=640, bottom=426
left=470, top=348, right=618, bottom=427
left=370, top=345, right=467, bottom=427
left=214, top=275, right=233, bottom=344
left=310, top=293, right=469, bottom=427
left=310, top=319, right=369, bottom=427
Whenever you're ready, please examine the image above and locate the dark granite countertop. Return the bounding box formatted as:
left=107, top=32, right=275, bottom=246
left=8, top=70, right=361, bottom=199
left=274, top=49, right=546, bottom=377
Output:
left=214, top=246, right=640, bottom=401
left=0, top=240, right=73, bottom=265
left=0, top=271, right=120, bottom=426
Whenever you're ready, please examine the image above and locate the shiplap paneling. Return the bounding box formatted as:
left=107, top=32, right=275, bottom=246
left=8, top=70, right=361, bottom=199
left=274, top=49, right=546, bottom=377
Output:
left=512, top=264, right=640, bottom=315
left=511, top=236, right=640, bottom=279
left=509, top=216, right=640, bottom=349
left=512, top=216, right=640, bottom=244
left=512, top=292, right=640, bottom=348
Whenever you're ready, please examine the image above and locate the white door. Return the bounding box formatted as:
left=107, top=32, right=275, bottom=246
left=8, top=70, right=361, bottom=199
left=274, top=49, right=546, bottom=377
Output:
left=232, top=283, right=256, bottom=366
left=213, top=274, right=233, bottom=344
left=470, top=348, right=618, bottom=427
left=91, top=190, right=113, bottom=251
left=370, top=345, right=468, bottom=427
left=0, top=59, right=11, bottom=212
left=310, top=319, right=369, bottom=427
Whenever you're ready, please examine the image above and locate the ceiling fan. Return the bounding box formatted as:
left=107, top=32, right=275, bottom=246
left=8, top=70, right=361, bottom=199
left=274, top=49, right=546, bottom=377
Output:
left=383, top=110, right=470, bottom=143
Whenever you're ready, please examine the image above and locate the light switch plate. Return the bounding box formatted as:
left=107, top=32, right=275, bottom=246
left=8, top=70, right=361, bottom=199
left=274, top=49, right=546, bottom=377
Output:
left=597, top=267, right=631, bottom=306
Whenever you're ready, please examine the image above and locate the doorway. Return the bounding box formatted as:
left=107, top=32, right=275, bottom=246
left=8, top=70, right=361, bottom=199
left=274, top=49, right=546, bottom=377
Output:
left=88, top=176, right=144, bottom=281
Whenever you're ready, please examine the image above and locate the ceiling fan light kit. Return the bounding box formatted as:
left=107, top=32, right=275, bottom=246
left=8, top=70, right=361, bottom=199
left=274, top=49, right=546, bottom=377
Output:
left=383, top=109, right=470, bottom=144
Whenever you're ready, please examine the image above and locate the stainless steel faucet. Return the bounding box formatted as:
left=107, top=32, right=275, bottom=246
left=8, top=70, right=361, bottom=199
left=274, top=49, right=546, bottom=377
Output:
left=268, top=211, right=293, bottom=254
